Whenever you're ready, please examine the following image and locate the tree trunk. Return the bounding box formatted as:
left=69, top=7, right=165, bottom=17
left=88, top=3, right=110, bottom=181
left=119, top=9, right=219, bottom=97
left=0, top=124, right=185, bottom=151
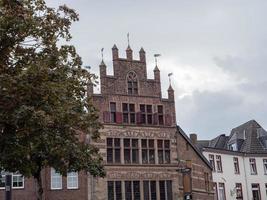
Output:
left=34, top=170, right=43, bottom=200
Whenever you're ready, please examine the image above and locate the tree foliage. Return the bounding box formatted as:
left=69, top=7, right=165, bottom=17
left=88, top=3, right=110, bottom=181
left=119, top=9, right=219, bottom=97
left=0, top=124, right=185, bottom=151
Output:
left=0, top=0, right=105, bottom=198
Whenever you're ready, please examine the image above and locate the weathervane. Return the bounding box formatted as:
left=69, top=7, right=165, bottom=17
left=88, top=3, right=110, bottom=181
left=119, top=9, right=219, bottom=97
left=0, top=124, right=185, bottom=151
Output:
left=168, top=72, right=173, bottom=85
left=101, top=48, right=104, bottom=61
left=154, top=54, right=161, bottom=66
left=127, top=32, right=130, bottom=46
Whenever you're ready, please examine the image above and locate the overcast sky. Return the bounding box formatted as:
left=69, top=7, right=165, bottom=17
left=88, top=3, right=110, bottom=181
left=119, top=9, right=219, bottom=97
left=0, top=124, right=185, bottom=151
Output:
left=47, top=0, right=267, bottom=139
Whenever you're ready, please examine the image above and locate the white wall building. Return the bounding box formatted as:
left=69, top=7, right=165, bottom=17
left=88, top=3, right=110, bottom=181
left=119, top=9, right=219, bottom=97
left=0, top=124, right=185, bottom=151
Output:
left=196, top=120, right=267, bottom=200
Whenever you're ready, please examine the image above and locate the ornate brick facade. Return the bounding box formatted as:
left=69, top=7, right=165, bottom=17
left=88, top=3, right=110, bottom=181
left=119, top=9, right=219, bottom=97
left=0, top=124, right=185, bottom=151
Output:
left=0, top=44, right=214, bottom=200
left=88, top=45, right=214, bottom=200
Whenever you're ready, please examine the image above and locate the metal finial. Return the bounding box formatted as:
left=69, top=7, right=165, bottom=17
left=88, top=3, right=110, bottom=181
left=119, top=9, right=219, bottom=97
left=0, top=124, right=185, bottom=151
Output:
left=127, top=33, right=130, bottom=46
left=101, top=48, right=104, bottom=61
left=168, top=73, right=173, bottom=85
left=154, top=54, right=161, bottom=66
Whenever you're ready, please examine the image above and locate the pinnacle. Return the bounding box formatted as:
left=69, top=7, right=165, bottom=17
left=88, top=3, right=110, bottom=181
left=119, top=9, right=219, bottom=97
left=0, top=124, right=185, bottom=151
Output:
left=126, top=45, right=132, bottom=51
left=139, top=47, right=145, bottom=53
left=154, top=65, right=160, bottom=72
left=168, top=84, right=174, bottom=91
left=100, top=60, right=106, bottom=66
left=112, top=44, right=118, bottom=49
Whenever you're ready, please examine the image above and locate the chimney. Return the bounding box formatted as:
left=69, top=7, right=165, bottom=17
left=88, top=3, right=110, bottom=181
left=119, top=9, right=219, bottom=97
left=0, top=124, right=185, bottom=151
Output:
left=189, top=133, right=197, bottom=145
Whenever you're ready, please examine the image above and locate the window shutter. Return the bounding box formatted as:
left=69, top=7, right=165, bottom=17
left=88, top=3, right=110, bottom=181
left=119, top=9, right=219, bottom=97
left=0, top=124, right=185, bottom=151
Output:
left=153, top=113, right=158, bottom=125
left=136, top=112, right=142, bottom=124
left=116, top=112, right=123, bottom=124
left=165, top=114, right=172, bottom=126
left=103, top=111, right=110, bottom=123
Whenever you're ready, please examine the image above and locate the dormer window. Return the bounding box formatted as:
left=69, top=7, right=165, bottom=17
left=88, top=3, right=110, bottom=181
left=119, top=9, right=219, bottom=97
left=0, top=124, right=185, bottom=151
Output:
left=127, top=71, right=138, bottom=95
left=228, top=143, right=237, bottom=151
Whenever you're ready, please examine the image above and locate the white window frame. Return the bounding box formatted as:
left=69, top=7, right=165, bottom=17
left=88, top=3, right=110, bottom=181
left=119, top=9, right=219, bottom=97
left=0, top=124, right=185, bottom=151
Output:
left=0, top=172, right=24, bottom=189
left=250, top=158, right=257, bottom=175
left=67, top=172, right=78, bottom=189
left=51, top=168, right=62, bottom=190
left=12, top=173, right=24, bottom=189
left=263, top=159, right=267, bottom=175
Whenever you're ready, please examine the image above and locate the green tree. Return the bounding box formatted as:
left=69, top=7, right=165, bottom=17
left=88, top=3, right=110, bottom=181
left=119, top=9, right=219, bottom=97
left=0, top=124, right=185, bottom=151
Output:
left=0, top=0, right=105, bottom=199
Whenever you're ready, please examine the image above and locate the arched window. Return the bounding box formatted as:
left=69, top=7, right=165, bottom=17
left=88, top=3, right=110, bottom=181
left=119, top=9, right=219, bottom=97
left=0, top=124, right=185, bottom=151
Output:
left=127, top=71, right=138, bottom=95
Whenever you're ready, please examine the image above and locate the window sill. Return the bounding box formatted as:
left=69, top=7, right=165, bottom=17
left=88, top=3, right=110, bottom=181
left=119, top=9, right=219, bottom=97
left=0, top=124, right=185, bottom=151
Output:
left=0, top=187, right=24, bottom=190
left=67, top=187, right=79, bottom=190
left=51, top=188, right=63, bottom=190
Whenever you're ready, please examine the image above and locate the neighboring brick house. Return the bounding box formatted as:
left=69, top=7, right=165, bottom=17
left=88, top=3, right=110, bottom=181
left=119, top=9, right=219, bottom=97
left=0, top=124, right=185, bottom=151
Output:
left=0, top=168, right=88, bottom=200
left=197, top=120, right=267, bottom=200
left=88, top=44, right=214, bottom=200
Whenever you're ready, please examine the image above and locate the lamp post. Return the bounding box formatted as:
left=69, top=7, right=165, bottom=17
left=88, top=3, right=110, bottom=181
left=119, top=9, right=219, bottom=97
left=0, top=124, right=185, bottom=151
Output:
left=5, top=174, right=12, bottom=200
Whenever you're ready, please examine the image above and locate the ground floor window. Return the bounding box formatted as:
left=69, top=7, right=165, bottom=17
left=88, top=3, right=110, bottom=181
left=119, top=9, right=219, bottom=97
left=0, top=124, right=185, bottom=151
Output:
left=67, top=172, right=78, bottom=189
left=0, top=171, right=24, bottom=189
left=235, top=183, right=243, bottom=199
left=108, top=181, right=122, bottom=200
left=218, top=182, right=226, bottom=200
left=159, top=180, right=173, bottom=200
left=143, top=180, right=157, bottom=200
left=107, top=180, right=172, bottom=200
left=51, top=168, right=62, bottom=190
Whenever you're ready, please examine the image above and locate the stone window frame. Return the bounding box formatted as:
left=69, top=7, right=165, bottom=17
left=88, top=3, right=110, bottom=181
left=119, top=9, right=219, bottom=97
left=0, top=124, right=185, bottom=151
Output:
left=125, top=180, right=140, bottom=200
left=139, top=104, right=153, bottom=125
left=143, top=180, right=157, bottom=200
left=107, top=138, right=121, bottom=164
left=126, top=71, right=138, bottom=95
left=107, top=181, right=122, bottom=200
left=157, top=139, right=171, bottom=164
left=159, top=180, right=173, bottom=200
left=51, top=168, right=62, bottom=190
left=141, top=139, right=155, bottom=164
left=0, top=171, right=24, bottom=189
left=110, top=102, right=117, bottom=123
left=122, top=103, right=135, bottom=124
left=123, top=138, right=139, bottom=164
left=157, top=105, right=164, bottom=125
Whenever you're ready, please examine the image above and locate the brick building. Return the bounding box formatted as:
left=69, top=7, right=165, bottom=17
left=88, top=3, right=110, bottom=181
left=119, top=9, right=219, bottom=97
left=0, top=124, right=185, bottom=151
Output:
left=0, top=44, right=214, bottom=200
left=88, top=44, right=214, bottom=200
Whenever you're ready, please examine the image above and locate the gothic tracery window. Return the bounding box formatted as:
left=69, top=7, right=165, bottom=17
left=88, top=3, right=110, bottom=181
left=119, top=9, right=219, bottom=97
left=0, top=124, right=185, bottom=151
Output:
left=127, top=71, right=138, bottom=95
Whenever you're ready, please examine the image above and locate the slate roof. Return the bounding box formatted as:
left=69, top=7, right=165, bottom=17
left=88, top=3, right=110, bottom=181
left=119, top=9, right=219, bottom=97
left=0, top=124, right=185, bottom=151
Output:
left=197, top=120, right=267, bottom=154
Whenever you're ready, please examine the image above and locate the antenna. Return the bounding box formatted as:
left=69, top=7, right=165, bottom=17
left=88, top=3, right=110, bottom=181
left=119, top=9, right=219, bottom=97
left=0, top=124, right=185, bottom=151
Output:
left=168, top=73, right=173, bottom=85
left=154, top=54, right=161, bottom=66
left=101, top=48, right=104, bottom=61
